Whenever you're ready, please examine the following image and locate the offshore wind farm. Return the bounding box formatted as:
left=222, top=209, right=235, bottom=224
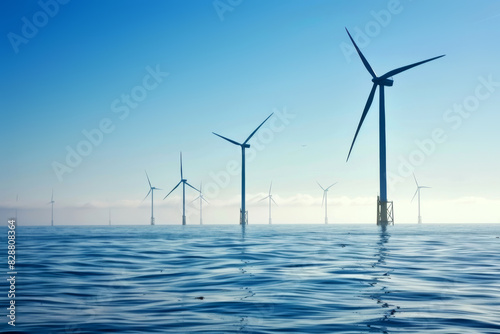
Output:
left=2, top=1, right=500, bottom=333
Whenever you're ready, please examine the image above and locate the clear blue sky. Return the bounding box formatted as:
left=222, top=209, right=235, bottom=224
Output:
left=1, top=0, right=500, bottom=225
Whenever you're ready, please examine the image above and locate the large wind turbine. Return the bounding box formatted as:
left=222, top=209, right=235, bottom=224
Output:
left=260, top=182, right=278, bottom=224
left=144, top=171, right=161, bottom=225
left=191, top=182, right=209, bottom=225
left=345, top=27, right=444, bottom=226
left=48, top=190, right=55, bottom=226
left=164, top=152, right=200, bottom=225
left=213, top=113, right=273, bottom=225
left=412, top=173, right=431, bottom=224
left=317, top=182, right=336, bottom=224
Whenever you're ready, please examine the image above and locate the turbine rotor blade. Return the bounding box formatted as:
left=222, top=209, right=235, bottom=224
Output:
left=202, top=197, right=210, bottom=204
left=191, top=196, right=200, bottom=203
left=213, top=132, right=242, bottom=146
left=259, top=196, right=270, bottom=202
left=411, top=188, right=418, bottom=202
left=185, top=181, right=200, bottom=193
left=143, top=189, right=152, bottom=201
left=269, top=181, right=272, bottom=195
left=321, top=192, right=325, bottom=207
left=164, top=181, right=182, bottom=200
left=180, top=152, right=183, bottom=180
left=420, top=186, right=431, bottom=189
left=326, top=182, right=337, bottom=190
left=345, top=28, right=377, bottom=78
left=316, top=181, right=325, bottom=191
left=145, top=171, right=152, bottom=188
left=346, top=83, right=377, bottom=162
left=243, top=113, right=274, bottom=145
left=413, top=173, right=419, bottom=187
left=379, top=55, right=445, bottom=80
left=271, top=198, right=278, bottom=206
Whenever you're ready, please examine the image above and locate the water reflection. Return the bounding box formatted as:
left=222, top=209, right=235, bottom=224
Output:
left=367, top=225, right=397, bottom=333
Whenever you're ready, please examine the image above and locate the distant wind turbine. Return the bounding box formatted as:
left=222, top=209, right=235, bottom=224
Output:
left=191, top=182, right=209, bottom=225
left=213, top=113, right=273, bottom=225
left=344, top=27, right=444, bottom=226
left=411, top=173, right=431, bottom=224
left=48, top=189, right=55, bottom=226
left=260, top=182, right=278, bottom=224
left=144, top=171, right=161, bottom=225
left=164, top=152, right=200, bottom=225
left=317, top=182, right=336, bottom=224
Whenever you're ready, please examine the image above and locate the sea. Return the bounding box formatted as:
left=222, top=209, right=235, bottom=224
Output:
left=1, top=223, right=500, bottom=334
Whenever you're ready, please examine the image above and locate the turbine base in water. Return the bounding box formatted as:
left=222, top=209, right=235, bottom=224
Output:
left=377, top=196, right=394, bottom=226
left=182, top=215, right=186, bottom=225
left=151, top=217, right=155, bottom=225
left=240, top=209, right=248, bottom=225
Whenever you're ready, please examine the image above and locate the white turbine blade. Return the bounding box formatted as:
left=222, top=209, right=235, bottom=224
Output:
left=259, top=196, right=270, bottom=202
left=202, top=196, right=209, bottom=204
left=51, top=189, right=54, bottom=202
left=243, top=113, right=274, bottom=145
left=145, top=170, right=152, bottom=188
left=164, top=180, right=182, bottom=200
left=411, top=188, right=418, bottom=202
left=413, top=173, right=419, bottom=187
left=191, top=195, right=201, bottom=203
left=180, top=152, right=183, bottom=180
left=326, top=182, right=337, bottom=190
left=143, top=189, right=152, bottom=202
left=271, top=197, right=278, bottom=206
left=316, top=181, right=325, bottom=191
left=269, top=181, right=273, bottom=195
left=420, top=186, right=431, bottom=189
left=185, top=181, right=200, bottom=193
left=213, top=132, right=242, bottom=146
left=321, top=192, right=325, bottom=207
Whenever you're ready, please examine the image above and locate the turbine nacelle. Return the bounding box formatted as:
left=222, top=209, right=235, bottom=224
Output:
left=242, top=144, right=250, bottom=149
left=373, top=77, right=393, bottom=86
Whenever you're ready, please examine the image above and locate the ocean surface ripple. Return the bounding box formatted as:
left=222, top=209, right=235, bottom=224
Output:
left=2, top=224, right=500, bottom=333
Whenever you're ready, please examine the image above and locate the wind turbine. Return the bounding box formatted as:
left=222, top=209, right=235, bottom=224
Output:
left=344, top=27, right=444, bottom=226
left=317, top=182, right=336, bottom=224
left=260, top=182, right=278, bottom=224
left=411, top=173, right=431, bottom=224
left=48, top=189, right=55, bottom=226
left=164, top=152, right=199, bottom=225
left=191, top=182, right=209, bottom=225
left=144, top=171, right=161, bottom=225
left=213, top=113, right=273, bottom=225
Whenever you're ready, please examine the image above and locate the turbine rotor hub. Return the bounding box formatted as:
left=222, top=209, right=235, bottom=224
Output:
left=372, top=77, right=394, bottom=86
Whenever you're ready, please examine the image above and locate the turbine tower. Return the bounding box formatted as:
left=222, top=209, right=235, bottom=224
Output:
left=144, top=171, right=161, bottom=225
left=412, top=173, right=431, bottom=224
left=191, top=182, right=209, bottom=225
left=48, top=190, right=55, bottom=226
left=260, top=182, right=278, bottom=224
left=213, top=113, right=273, bottom=225
left=317, top=182, right=336, bottom=224
left=164, top=152, right=200, bottom=225
left=344, top=27, right=444, bottom=226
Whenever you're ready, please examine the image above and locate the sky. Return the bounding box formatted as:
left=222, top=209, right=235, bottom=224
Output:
left=1, top=0, right=500, bottom=225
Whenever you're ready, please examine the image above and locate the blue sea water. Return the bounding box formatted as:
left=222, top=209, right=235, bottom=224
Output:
left=1, top=224, right=500, bottom=334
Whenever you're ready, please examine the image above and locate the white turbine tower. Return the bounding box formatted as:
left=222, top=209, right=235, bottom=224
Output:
left=191, top=182, right=209, bottom=225
left=164, top=152, right=200, bottom=225
left=144, top=171, right=161, bottom=225
left=317, top=182, right=336, bottom=224
left=260, top=182, right=278, bottom=224
left=48, top=189, right=55, bottom=226
left=213, top=113, right=273, bottom=225
left=412, top=173, right=430, bottom=224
